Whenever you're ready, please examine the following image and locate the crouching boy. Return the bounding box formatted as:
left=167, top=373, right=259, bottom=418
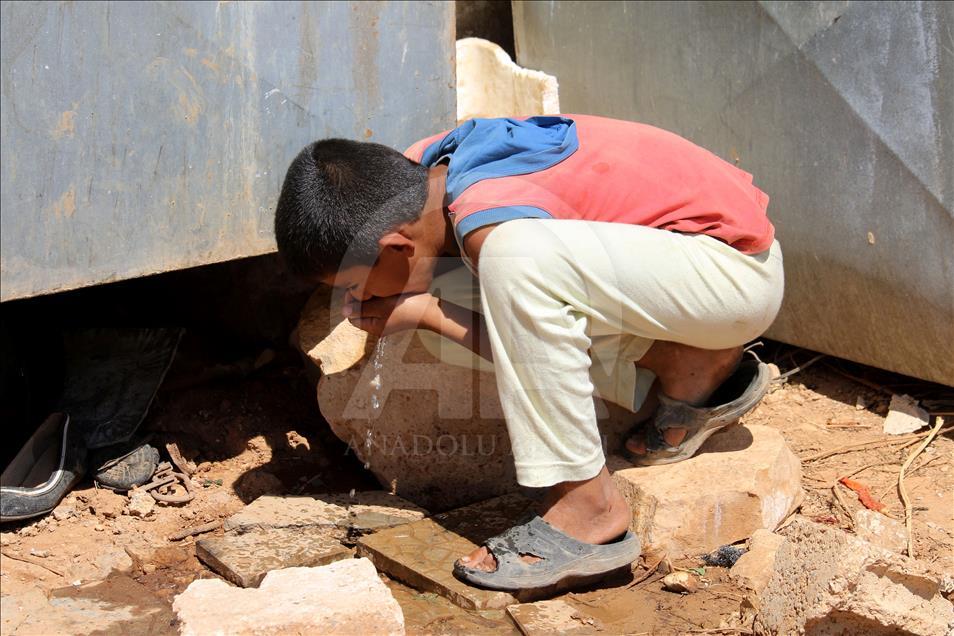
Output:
left=273, top=115, right=783, bottom=591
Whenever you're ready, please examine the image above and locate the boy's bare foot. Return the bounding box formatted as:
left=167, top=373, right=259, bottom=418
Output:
left=457, top=466, right=631, bottom=572
left=625, top=343, right=742, bottom=456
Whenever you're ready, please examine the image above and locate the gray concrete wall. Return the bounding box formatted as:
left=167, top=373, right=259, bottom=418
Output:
left=0, top=1, right=456, bottom=301
left=514, top=1, right=953, bottom=385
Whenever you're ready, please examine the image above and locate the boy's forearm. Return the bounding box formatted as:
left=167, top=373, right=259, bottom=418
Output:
left=422, top=297, right=493, bottom=362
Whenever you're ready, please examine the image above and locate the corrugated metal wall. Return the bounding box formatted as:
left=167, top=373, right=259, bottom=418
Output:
left=0, top=1, right=456, bottom=301
left=514, top=1, right=953, bottom=385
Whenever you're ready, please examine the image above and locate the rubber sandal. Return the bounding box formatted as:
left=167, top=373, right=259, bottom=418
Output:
left=623, top=358, right=770, bottom=467
left=453, top=516, right=640, bottom=591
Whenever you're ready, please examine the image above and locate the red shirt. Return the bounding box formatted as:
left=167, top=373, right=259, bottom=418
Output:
left=405, top=114, right=774, bottom=254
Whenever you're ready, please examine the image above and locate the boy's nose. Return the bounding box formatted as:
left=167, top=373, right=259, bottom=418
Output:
left=345, top=289, right=372, bottom=304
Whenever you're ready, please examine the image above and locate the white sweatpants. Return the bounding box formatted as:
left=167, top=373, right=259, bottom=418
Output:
left=423, top=219, right=784, bottom=488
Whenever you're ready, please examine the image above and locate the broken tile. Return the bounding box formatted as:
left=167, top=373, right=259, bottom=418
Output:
left=224, top=491, right=427, bottom=536
left=174, top=559, right=405, bottom=636
left=507, top=599, right=604, bottom=635
left=357, top=494, right=534, bottom=610
left=611, top=425, right=803, bottom=557
left=196, top=527, right=353, bottom=587
left=883, top=394, right=929, bottom=435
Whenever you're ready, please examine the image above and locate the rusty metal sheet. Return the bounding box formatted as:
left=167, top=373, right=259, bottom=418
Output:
left=514, top=1, right=953, bottom=385
left=0, top=1, right=456, bottom=301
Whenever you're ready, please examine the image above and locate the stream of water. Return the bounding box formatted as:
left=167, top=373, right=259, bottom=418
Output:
left=350, top=336, right=388, bottom=499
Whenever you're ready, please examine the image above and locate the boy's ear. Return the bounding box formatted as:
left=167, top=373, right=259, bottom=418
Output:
left=378, top=231, right=415, bottom=256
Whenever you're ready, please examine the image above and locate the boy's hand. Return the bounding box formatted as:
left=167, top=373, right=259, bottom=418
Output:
left=342, top=293, right=439, bottom=338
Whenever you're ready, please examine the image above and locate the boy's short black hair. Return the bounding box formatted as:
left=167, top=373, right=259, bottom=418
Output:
left=274, top=139, right=429, bottom=278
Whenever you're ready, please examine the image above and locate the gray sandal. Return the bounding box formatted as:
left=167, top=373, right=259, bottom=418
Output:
left=624, top=359, right=770, bottom=466
left=453, top=516, right=640, bottom=591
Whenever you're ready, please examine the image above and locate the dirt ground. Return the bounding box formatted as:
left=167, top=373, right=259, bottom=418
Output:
left=1, top=340, right=951, bottom=635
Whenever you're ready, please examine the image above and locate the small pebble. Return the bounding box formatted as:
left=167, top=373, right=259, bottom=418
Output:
left=29, top=548, right=49, bottom=558
left=663, top=571, right=699, bottom=594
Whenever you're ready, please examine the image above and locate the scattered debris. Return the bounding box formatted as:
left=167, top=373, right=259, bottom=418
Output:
left=838, top=477, right=886, bottom=513
left=141, top=461, right=195, bottom=504
left=701, top=545, right=746, bottom=568
left=826, top=415, right=869, bottom=429
left=127, top=488, right=156, bottom=517
left=173, top=559, right=406, bottom=636
left=662, top=571, right=699, bottom=594
left=166, top=441, right=197, bottom=475
left=774, top=353, right=826, bottom=382
left=800, top=425, right=950, bottom=463
left=169, top=520, right=221, bottom=541
left=1, top=550, right=66, bottom=579
left=286, top=430, right=310, bottom=451
left=610, top=425, right=803, bottom=556
left=51, top=506, right=75, bottom=522
left=883, top=394, right=929, bottom=435
left=88, top=489, right=124, bottom=519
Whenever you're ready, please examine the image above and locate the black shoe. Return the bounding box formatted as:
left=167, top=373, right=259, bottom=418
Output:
left=1, top=413, right=87, bottom=522
left=92, top=442, right=160, bottom=491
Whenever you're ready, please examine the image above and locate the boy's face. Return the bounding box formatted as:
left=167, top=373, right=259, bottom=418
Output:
left=322, top=240, right=437, bottom=304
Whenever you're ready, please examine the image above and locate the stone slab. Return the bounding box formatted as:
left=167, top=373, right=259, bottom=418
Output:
left=456, top=38, right=559, bottom=122
left=224, top=491, right=427, bottom=536
left=754, top=518, right=954, bottom=636
left=173, top=559, right=405, bottom=636
left=196, top=527, right=353, bottom=588
left=853, top=509, right=907, bottom=554
left=356, top=494, right=536, bottom=610
left=507, top=599, right=604, bottom=635
left=610, top=425, right=803, bottom=558
left=729, top=529, right=785, bottom=594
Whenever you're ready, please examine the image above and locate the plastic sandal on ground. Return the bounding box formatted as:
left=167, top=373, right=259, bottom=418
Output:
left=453, top=515, right=640, bottom=591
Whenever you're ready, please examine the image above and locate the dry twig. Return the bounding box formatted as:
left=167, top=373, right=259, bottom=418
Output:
left=801, top=426, right=953, bottom=463
left=898, top=416, right=945, bottom=558
left=169, top=520, right=221, bottom=541
left=830, top=484, right=855, bottom=529
left=775, top=353, right=826, bottom=382
left=0, top=550, right=66, bottom=578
